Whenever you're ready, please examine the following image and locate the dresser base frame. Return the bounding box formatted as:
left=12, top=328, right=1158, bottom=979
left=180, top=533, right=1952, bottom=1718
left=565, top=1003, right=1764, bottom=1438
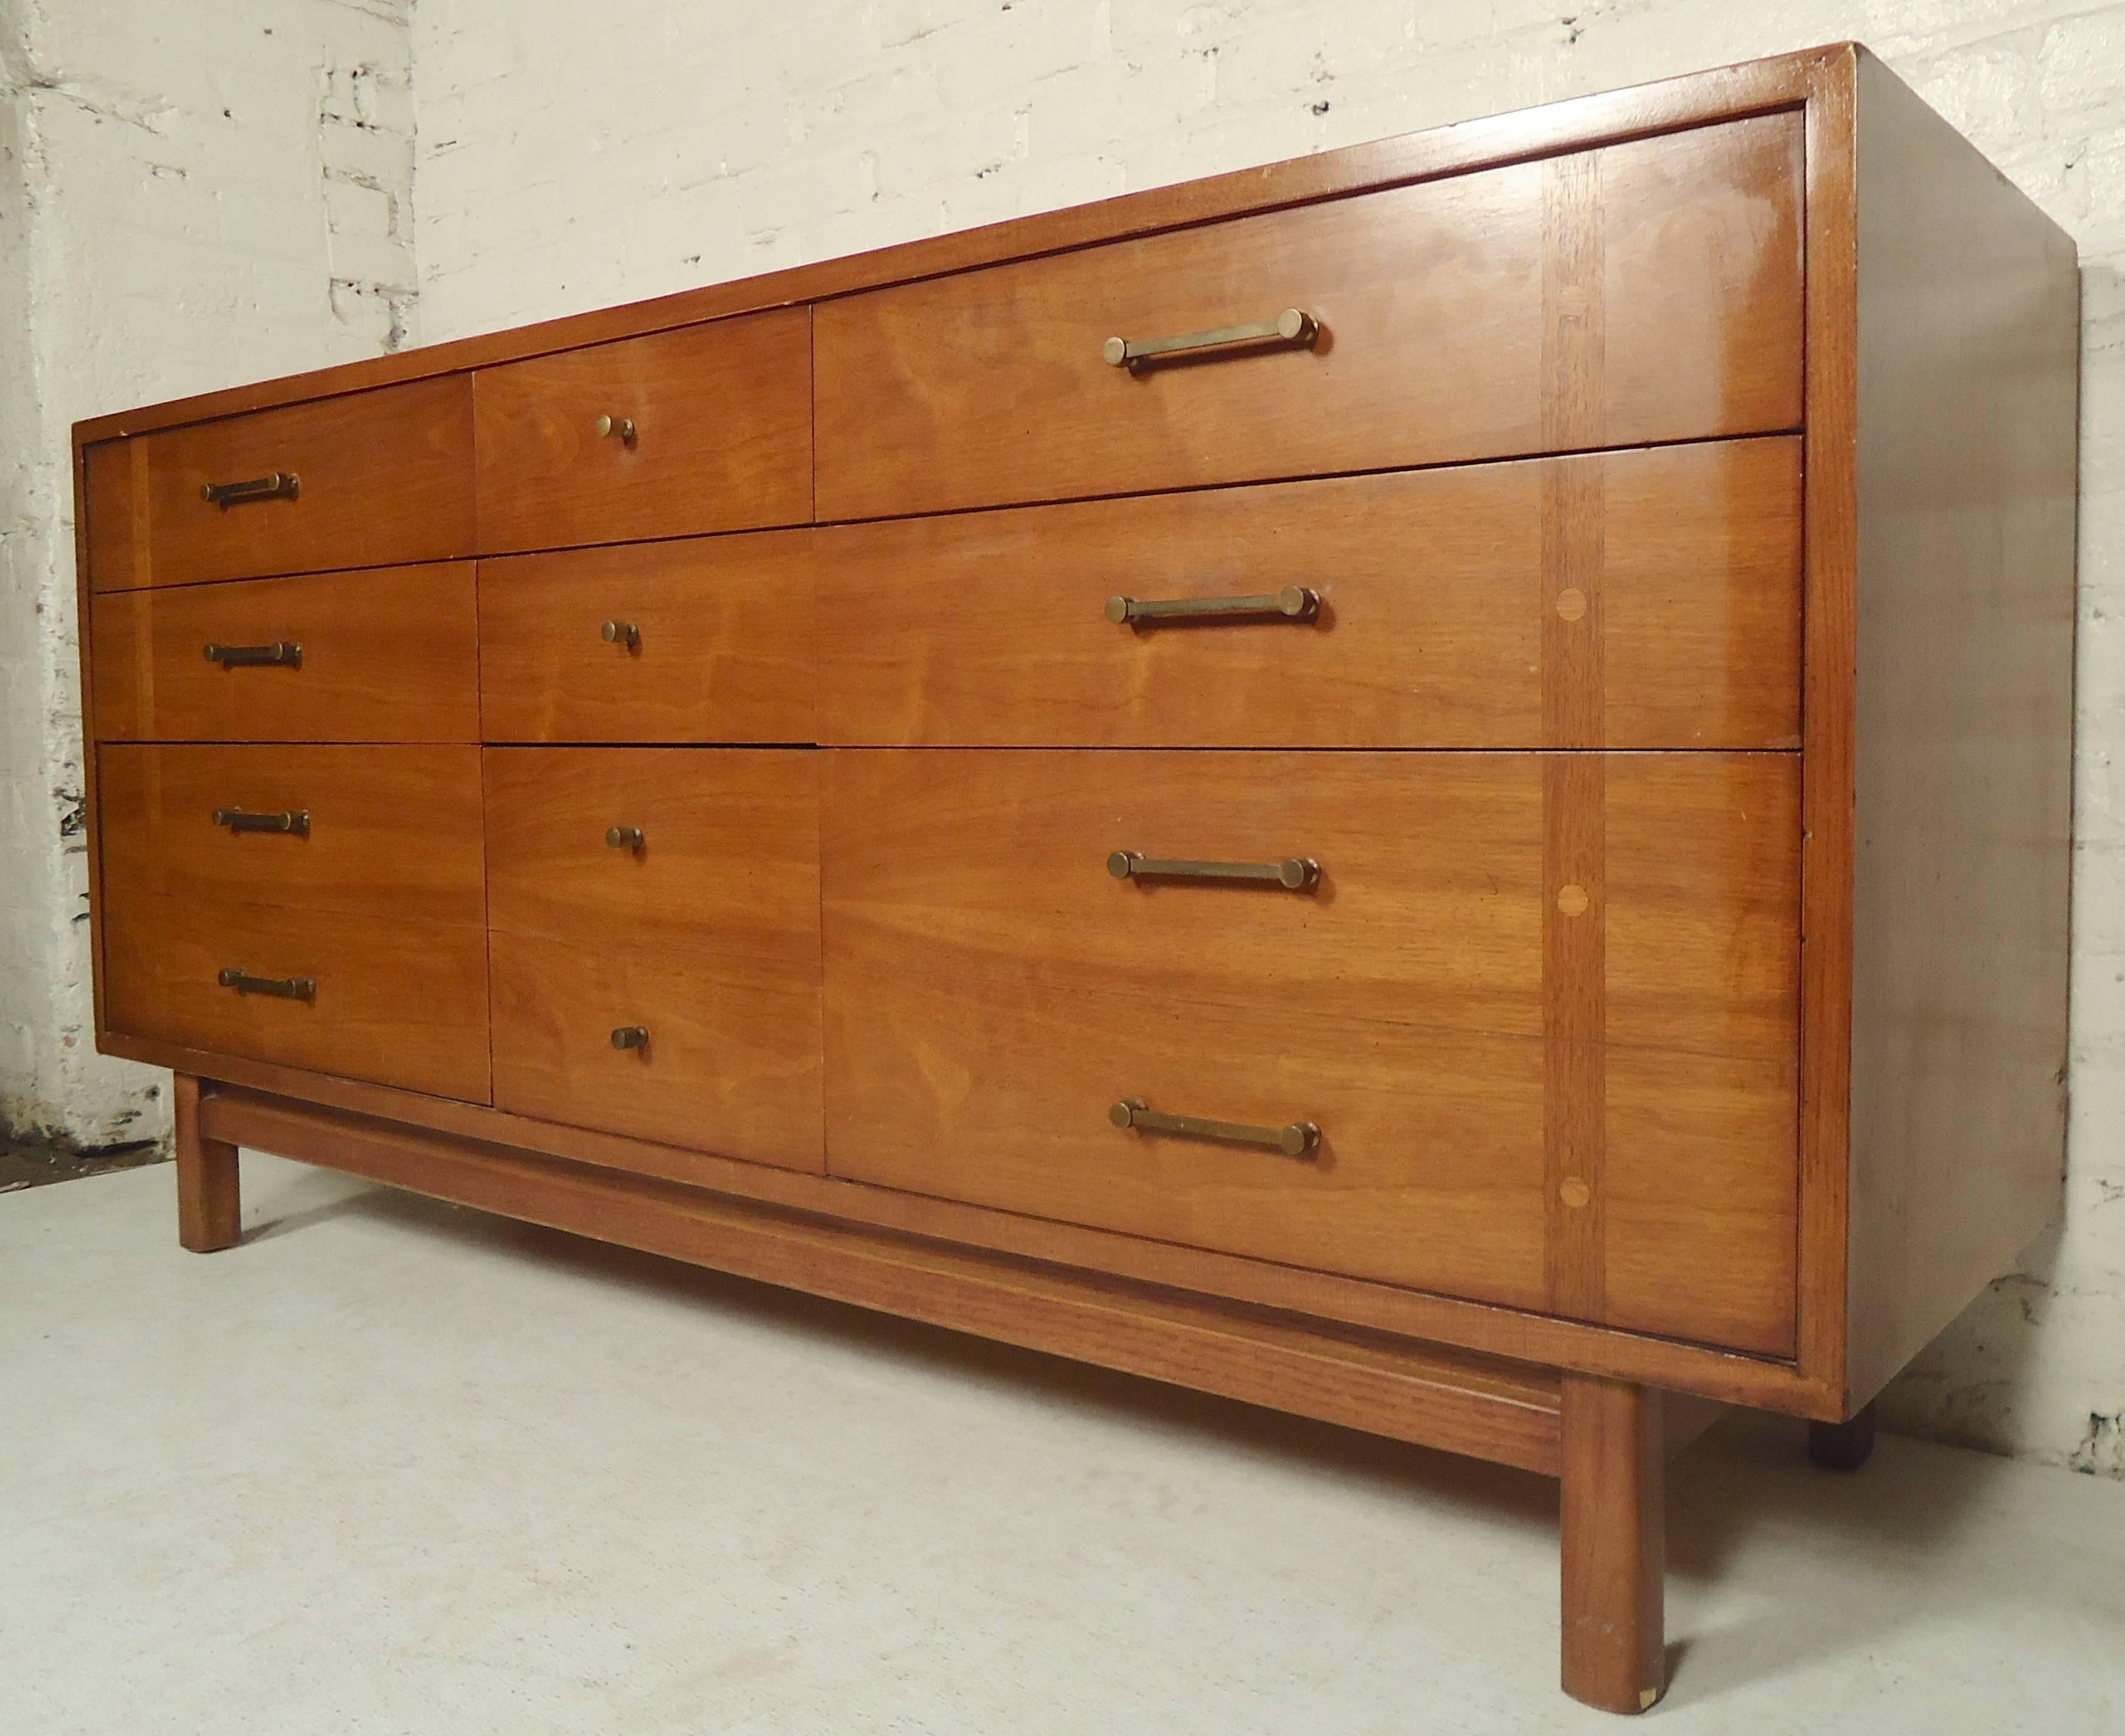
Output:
left=178, top=1071, right=1706, bottom=1712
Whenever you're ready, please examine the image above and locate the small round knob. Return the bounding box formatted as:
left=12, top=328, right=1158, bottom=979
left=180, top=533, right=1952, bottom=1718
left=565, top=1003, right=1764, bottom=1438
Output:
left=1274, top=307, right=1314, bottom=343
left=606, top=825, right=645, bottom=851
left=611, top=1024, right=650, bottom=1051
left=1109, top=1100, right=1143, bottom=1129
left=601, top=620, right=641, bottom=649
left=1107, top=851, right=1138, bottom=881
left=1275, top=858, right=1320, bottom=891
left=595, top=413, right=637, bottom=446
left=1274, top=585, right=1318, bottom=618
left=1101, top=336, right=1129, bottom=368
left=1104, top=596, right=1132, bottom=625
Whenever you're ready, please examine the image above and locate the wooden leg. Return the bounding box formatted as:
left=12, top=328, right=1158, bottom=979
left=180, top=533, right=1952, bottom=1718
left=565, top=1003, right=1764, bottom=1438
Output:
left=1807, top=1400, right=1878, bottom=1471
left=173, top=1074, right=241, bottom=1253
left=1561, top=1373, right=1665, bottom=1714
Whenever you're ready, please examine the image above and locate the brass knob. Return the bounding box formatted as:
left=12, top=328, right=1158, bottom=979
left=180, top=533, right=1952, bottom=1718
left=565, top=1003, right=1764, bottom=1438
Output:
left=595, top=413, right=637, bottom=447
left=601, top=620, right=641, bottom=650
left=611, top=1024, right=650, bottom=1051
left=606, top=825, right=645, bottom=851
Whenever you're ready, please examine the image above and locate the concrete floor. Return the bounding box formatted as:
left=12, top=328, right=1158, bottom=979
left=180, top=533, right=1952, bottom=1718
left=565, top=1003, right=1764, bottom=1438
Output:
left=2, top=1157, right=2119, bottom=1735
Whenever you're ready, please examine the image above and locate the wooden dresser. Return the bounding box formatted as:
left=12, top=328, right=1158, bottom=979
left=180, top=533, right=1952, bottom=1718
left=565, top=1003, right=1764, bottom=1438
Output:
left=74, top=45, right=2077, bottom=1713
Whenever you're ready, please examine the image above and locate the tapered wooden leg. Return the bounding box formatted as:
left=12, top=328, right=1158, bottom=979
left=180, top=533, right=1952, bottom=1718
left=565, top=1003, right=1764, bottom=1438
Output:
left=173, top=1074, right=241, bottom=1252
left=1561, top=1373, right=1665, bottom=1713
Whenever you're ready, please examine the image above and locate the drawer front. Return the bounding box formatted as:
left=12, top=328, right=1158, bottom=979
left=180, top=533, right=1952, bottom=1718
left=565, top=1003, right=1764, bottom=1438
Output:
left=479, top=533, right=814, bottom=743
left=474, top=309, right=813, bottom=554
left=816, top=115, right=1802, bottom=520
left=102, top=894, right=491, bottom=1103
left=484, top=748, right=824, bottom=1172
left=89, top=565, right=479, bottom=744
left=819, top=438, right=1800, bottom=749
left=99, top=744, right=486, bottom=928
left=823, top=749, right=1801, bottom=1356
left=86, top=376, right=475, bottom=590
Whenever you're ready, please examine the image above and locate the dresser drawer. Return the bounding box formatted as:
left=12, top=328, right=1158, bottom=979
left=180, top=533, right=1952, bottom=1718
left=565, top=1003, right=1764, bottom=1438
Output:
left=474, top=309, right=813, bottom=554
left=816, top=114, right=1802, bottom=520
left=102, top=894, right=490, bottom=1102
left=823, top=749, right=1800, bottom=1355
left=89, top=564, right=479, bottom=744
left=819, top=438, right=1800, bottom=749
left=479, top=533, right=814, bottom=743
left=85, top=377, right=475, bottom=590
left=99, top=744, right=485, bottom=927
left=485, top=748, right=824, bottom=1171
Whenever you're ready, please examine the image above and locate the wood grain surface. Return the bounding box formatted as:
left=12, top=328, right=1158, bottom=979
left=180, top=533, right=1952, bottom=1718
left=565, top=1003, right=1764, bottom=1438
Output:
left=474, top=308, right=813, bottom=552
left=816, top=114, right=1802, bottom=519
left=89, top=563, right=480, bottom=744
left=478, top=531, right=816, bottom=743
left=103, top=894, right=491, bottom=1104
left=484, top=747, right=824, bottom=1171
left=816, top=437, right=1799, bottom=749
left=822, top=749, right=1799, bottom=1351
left=89, top=376, right=475, bottom=590
left=98, top=743, right=486, bottom=928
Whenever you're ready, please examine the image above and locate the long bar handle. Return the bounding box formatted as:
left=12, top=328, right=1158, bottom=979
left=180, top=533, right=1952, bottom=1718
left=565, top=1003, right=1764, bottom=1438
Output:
left=1110, top=1098, right=1320, bottom=1158
left=1102, top=307, right=1318, bottom=374
left=217, top=968, right=315, bottom=1002
left=1105, top=586, right=1318, bottom=627
left=203, top=640, right=302, bottom=669
left=201, top=472, right=300, bottom=507
left=211, top=807, right=310, bottom=837
left=1108, top=850, right=1319, bottom=892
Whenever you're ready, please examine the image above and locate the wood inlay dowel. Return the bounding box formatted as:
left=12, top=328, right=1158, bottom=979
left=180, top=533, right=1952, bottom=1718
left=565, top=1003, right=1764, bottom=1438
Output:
left=1540, top=455, right=1607, bottom=747
left=1542, top=147, right=1607, bottom=452
left=1544, top=754, right=1607, bottom=1320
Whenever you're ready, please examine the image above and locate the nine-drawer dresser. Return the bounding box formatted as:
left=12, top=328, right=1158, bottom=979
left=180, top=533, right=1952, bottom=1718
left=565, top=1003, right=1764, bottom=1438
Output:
left=74, top=44, right=2078, bottom=1714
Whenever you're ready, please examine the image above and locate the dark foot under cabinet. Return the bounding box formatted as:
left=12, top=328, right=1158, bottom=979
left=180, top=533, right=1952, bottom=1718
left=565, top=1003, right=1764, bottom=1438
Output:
left=74, top=46, right=2076, bottom=1714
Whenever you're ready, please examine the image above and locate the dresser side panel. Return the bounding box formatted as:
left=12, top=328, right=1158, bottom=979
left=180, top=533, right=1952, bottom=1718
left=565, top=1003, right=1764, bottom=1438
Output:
left=1846, top=49, right=2080, bottom=1407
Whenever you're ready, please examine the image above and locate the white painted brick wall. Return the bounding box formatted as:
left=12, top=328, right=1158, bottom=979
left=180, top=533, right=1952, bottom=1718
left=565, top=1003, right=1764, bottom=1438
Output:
left=0, top=0, right=418, bottom=1149
left=408, top=1, right=2125, bottom=1475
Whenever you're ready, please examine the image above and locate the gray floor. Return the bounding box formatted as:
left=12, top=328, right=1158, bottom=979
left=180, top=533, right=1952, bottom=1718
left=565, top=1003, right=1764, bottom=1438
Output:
left=3, top=1155, right=2120, bottom=1735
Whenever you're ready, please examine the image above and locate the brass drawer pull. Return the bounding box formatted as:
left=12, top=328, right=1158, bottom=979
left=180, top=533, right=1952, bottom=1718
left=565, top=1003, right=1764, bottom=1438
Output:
left=204, top=640, right=302, bottom=669
left=1105, top=586, right=1318, bottom=627
left=606, top=825, right=645, bottom=851
left=1108, top=850, right=1319, bottom=891
left=217, top=967, right=316, bottom=1002
left=1110, top=1098, right=1320, bottom=1158
left=200, top=471, right=300, bottom=508
left=1102, top=307, right=1318, bottom=374
left=595, top=413, right=638, bottom=447
left=611, top=1024, right=651, bottom=1051
left=601, top=619, right=642, bottom=651
left=211, top=807, right=310, bottom=837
